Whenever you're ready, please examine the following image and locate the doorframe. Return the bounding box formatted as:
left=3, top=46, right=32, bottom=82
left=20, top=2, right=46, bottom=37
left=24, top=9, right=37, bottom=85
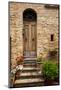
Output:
left=23, top=8, right=37, bottom=58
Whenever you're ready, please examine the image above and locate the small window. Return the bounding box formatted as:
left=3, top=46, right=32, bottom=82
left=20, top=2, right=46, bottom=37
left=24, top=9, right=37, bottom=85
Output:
left=51, top=34, right=54, bottom=41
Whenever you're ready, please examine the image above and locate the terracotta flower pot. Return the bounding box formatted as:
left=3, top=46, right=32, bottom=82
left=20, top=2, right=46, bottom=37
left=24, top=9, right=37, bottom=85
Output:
left=16, top=56, right=24, bottom=65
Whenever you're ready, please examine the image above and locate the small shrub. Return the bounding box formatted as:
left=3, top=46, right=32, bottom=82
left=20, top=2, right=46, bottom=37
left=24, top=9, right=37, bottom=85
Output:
left=42, top=61, right=59, bottom=81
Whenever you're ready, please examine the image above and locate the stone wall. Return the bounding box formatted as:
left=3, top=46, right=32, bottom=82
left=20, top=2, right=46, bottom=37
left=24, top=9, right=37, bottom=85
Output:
left=9, top=2, right=59, bottom=68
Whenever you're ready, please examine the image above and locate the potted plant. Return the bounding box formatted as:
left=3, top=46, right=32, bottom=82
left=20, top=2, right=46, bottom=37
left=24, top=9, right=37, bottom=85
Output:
left=15, top=56, right=24, bottom=79
left=16, top=55, right=24, bottom=65
left=42, top=61, right=59, bottom=85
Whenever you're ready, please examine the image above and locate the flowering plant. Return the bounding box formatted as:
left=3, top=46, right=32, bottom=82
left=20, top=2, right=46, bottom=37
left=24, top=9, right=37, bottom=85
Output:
left=16, top=55, right=24, bottom=65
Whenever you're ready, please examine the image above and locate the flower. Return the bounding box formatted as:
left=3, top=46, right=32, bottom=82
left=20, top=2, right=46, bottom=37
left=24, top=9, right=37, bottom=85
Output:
left=16, top=55, right=24, bottom=65
left=11, top=68, right=16, bottom=74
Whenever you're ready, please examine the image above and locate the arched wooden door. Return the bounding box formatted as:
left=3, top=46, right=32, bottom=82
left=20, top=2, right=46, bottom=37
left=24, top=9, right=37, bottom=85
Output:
left=23, top=8, right=37, bottom=57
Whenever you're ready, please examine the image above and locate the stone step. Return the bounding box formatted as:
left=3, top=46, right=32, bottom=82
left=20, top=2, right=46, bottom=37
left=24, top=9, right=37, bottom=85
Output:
left=23, top=63, right=37, bottom=66
left=23, top=60, right=37, bottom=64
left=22, top=68, right=39, bottom=72
left=14, top=81, right=44, bottom=87
left=24, top=57, right=37, bottom=61
left=20, top=71, right=42, bottom=76
left=14, top=78, right=44, bottom=87
left=15, top=78, right=44, bottom=84
left=23, top=63, right=37, bottom=67
left=23, top=61, right=37, bottom=64
left=15, top=71, right=42, bottom=79
left=16, top=75, right=42, bottom=79
left=23, top=62, right=36, bottom=65
left=23, top=61, right=37, bottom=65
left=23, top=67, right=40, bottom=70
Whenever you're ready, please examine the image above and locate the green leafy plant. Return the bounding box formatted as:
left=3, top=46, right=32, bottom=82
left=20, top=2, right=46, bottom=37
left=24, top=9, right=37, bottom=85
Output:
left=42, top=61, right=58, bottom=81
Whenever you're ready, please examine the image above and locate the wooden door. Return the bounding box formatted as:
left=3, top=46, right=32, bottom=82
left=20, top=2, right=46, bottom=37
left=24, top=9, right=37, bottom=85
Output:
left=23, top=22, right=37, bottom=57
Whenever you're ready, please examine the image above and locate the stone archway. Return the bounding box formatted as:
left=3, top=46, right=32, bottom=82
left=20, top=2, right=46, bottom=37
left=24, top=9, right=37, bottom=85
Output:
left=23, top=8, right=37, bottom=58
